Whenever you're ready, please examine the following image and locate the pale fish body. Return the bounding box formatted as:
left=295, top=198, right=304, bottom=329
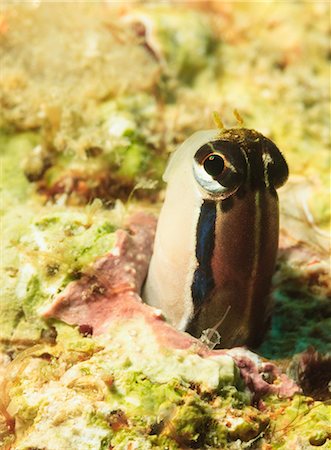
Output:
left=143, top=128, right=288, bottom=347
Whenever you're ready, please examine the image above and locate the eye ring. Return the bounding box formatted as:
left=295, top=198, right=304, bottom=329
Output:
left=202, top=153, right=225, bottom=178
left=193, top=140, right=247, bottom=199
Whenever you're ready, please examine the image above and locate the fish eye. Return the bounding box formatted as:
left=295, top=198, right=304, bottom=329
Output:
left=193, top=141, right=246, bottom=199
left=203, top=154, right=224, bottom=177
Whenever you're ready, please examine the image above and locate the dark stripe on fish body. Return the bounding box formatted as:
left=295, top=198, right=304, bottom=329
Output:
left=191, top=200, right=216, bottom=309
left=220, top=196, right=234, bottom=213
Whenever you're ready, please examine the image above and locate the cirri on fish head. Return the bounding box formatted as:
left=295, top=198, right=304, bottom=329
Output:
left=143, top=127, right=288, bottom=348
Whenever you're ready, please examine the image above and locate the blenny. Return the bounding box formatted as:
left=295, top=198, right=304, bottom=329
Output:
left=143, top=127, right=288, bottom=347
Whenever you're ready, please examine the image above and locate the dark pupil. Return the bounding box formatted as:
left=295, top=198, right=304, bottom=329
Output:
left=203, top=154, right=224, bottom=177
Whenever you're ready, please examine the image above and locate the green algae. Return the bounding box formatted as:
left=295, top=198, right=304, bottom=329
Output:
left=4, top=322, right=330, bottom=449
left=263, top=395, right=331, bottom=449
left=259, top=253, right=331, bottom=359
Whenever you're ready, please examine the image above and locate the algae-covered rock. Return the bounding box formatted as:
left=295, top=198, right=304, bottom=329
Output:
left=2, top=323, right=330, bottom=449
left=1, top=1, right=330, bottom=449
left=0, top=188, right=120, bottom=344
